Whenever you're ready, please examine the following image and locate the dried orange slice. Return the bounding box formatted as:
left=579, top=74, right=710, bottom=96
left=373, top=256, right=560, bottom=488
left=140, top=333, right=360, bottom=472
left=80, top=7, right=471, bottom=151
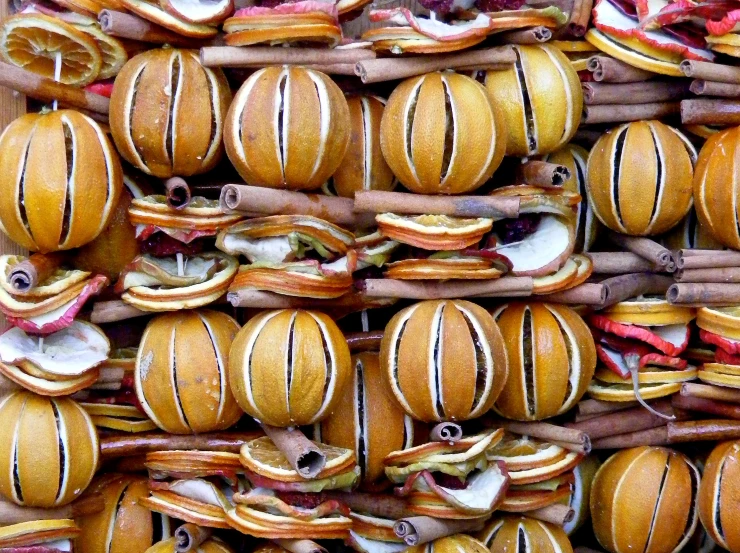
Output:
left=50, top=0, right=106, bottom=17
left=73, top=23, right=128, bottom=80
left=0, top=14, right=102, bottom=86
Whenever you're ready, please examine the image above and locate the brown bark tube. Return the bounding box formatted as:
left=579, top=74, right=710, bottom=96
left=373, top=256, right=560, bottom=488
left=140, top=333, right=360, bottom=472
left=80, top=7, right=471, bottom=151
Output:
left=675, top=267, right=740, bottom=283
left=602, top=273, right=674, bottom=307
left=8, top=253, right=66, bottom=294
left=587, top=252, right=661, bottom=274
left=690, top=79, right=740, bottom=97
left=605, top=229, right=675, bottom=268
left=582, top=102, right=680, bottom=124
left=353, top=47, right=515, bottom=84
left=577, top=398, right=637, bottom=416
left=323, top=492, right=408, bottom=519
left=566, top=400, right=673, bottom=440
left=540, top=283, right=607, bottom=305
left=0, top=493, right=104, bottom=524
left=518, top=160, right=570, bottom=187
left=227, top=290, right=396, bottom=312
left=174, top=524, right=212, bottom=553
left=430, top=422, right=463, bottom=443
left=394, top=516, right=486, bottom=546
left=89, top=300, right=157, bottom=324
left=681, top=382, right=740, bottom=404
left=681, top=98, right=740, bottom=125
left=200, top=46, right=376, bottom=67
left=497, top=420, right=589, bottom=447
left=582, top=80, right=689, bottom=105
left=680, top=59, right=740, bottom=84
left=100, top=432, right=262, bottom=458
left=667, top=283, right=740, bottom=305
left=273, top=540, right=327, bottom=553
left=668, top=419, right=740, bottom=443
left=592, top=425, right=670, bottom=449
left=303, top=63, right=357, bottom=76
left=566, top=0, right=592, bottom=37
left=345, top=330, right=383, bottom=353
left=494, top=26, right=552, bottom=44
left=527, top=504, right=575, bottom=527
left=220, top=184, right=374, bottom=228
left=362, top=277, right=534, bottom=300
left=0, top=61, right=110, bottom=115
left=676, top=249, right=740, bottom=269
left=587, top=55, right=654, bottom=83
left=353, top=190, right=520, bottom=219
left=261, top=424, right=326, bottom=479
left=672, top=394, right=740, bottom=420
left=99, top=10, right=207, bottom=46
left=165, top=177, right=192, bottom=210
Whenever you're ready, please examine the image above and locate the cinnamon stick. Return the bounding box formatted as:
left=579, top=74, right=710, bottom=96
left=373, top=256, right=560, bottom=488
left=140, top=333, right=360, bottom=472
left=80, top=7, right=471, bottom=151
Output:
left=566, top=400, right=673, bottom=440
left=582, top=81, right=689, bottom=105
left=680, top=60, right=740, bottom=84
left=675, top=267, right=740, bottom=283
left=0, top=493, right=104, bottom=524
left=174, top=524, right=212, bottom=553
left=8, top=253, right=66, bottom=294
left=99, top=10, right=207, bottom=46
left=681, top=382, right=740, bottom=404
left=100, top=432, right=262, bottom=458
left=518, top=161, right=570, bottom=187
left=164, top=177, right=192, bottom=210
left=493, top=26, right=552, bottom=44
left=587, top=252, right=661, bottom=274
left=602, top=273, right=675, bottom=307
left=303, top=63, right=357, bottom=76
left=540, top=282, right=607, bottom=305
left=587, top=56, right=654, bottom=83
left=494, top=420, right=589, bottom=449
left=577, top=398, right=638, bottom=416
left=430, top=423, right=463, bottom=443
left=0, top=61, right=110, bottom=115
left=667, top=283, right=740, bottom=305
left=606, top=232, right=674, bottom=268
left=260, top=424, right=326, bottom=479
left=672, top=394, right=740, bottom=420
left=549, top=438, right=591, bottom=455
left=591, top=425, right=670, bottom=449
left=667, top=419, right=740, bottom=443
left=323, top=492, right=408, bottom=519
left=566, top=0, right=592, bottom=36
left=676, top=249, right=740, bottom=269
left=273, top=540, right=326, bottom=553
left=353, top=190, right=520, bottom=219
left=345, top=330, right=383, bottom=352
left=394, top=516, right=486, bottom=546
left=90, top=300, right=150, bottom=324
left=690, top=79, right=740, bottom=97
left=227, top=289, right=396, bottom=311
left=200, top=46, right=376, bottom=68
left=527, top=504, right=575, bottom=527
left=220, top=184, right=374, bottom=228
left=582, top=102, right=680, bottom=124
left=362, top=277, right=534, bottom=300
left=352, top=47, right=515, bottom=84
left=681, top=99, right=740, bottom=125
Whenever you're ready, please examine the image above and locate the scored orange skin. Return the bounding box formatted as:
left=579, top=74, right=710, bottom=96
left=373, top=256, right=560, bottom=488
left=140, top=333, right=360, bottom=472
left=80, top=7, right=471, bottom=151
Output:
left=406, top=534, right=489, bottom=553
left=479, top=516, right=573, bottom=553
left=699, top=441, right=740, bottom=552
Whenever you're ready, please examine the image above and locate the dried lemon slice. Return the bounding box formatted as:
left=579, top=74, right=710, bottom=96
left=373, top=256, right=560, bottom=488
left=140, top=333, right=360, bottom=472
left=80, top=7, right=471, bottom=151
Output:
left=73, top=23, right=127, bottom=80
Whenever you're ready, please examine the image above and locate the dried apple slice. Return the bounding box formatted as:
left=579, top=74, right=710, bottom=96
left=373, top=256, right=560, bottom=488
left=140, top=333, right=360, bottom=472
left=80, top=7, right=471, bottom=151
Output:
left=362, top=26, right=486, bottom=54
left=589, top=315, right=690, bottom=356
left=368, top=8, right=494, bottom=41
left=0, top=255, right=90, bottom=298
left=0, top=361, right=99, bottom=396
left=160, top=0, right=233, bottom=24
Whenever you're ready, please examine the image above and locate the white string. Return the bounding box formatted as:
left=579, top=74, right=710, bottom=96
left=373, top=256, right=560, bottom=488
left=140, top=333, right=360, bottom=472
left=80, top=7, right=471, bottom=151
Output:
left=361, top=309, right=369, bottom=333
left=52, top=51, right=61, bottom=111
left=176, top=252, right=185, bottom=277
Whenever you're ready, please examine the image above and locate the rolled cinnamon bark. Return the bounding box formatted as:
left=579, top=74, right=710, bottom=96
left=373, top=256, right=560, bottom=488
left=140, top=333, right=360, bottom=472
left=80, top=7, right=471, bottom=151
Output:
left=495, top=420, right=589, bottom=448
left=549, top=438, right=591, bottom=455
left=690, top=79, right=740, bottom=97
left=430, top=422, right=463, bottom=443
left=323, top=492, right=408, bottom=519
left=680, top=60, right=740, bottom=84
left=362, top=277, right=534, bottom=299
left=0, top=493, right=104, bottom=524
left=672, top=394, right=740, bottom=419
left=345, top=330, right=383, bottom=352
left=577, top=398, right=638, bottom=416
left=260, top=424, right=326, bottom=479
left=164, top=177, right=192, bottom=210
left=100, top=432, right=262, bottom=458
left=566, top=399, right=673, bottom=439
left=667, top=283, right=740, bottom=305
left=582, top=80, right=689, bottom=105
left=227, top=290, right=396, bottom=311
left=8, top=253, right=66, bottom=294
left=566, top=0, right=592, bottom=36
left=200, top=46, right=376, bottom=67
left=273, top=540, right=326, bottom=553
left=668, top=419, right=740, bottom=443
left=539, top=282, right=607, bottom=305
left=527, top=504, right=575, bottom=527
left=90, top=300, right=150, bottom=324
left=676, top=249, right=740, bottom=269
left=518, top=160, right=570, bottom=187
left=675, top=267, right=740, bottom=283
left=587, top=252, right=661, bottom=274
left=602, top=273, right=674, bottom=307
left=582, top=102, right=680, bottom=124
left=606, top=232, right=674, bottom=268
left=353, top=190, right=520, bottom=219
left=493, top=26, right=552, bottom=44
left=681, top=98, right=740, bottom=125
left=220, top=184, right=374, bottom=228
left=681, top=382, right=740, bottom=404
left=304, top=63, right=357, bottom=76
left=587, top=56, right=654, bottom=83
left=0, top=61, right=110, bottom=115
left=394, top=516, right=486, bottom=546
left=99, top=10, right=207, bottom=46
left=591, top=425, right=670, bottom=449
left=174, top=524, right=212, bottom=553
left=353, top=47, right=515, bottom=84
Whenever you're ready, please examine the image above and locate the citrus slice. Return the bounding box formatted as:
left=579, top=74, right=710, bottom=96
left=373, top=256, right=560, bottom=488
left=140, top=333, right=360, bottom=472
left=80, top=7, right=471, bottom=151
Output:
left=587, top=379, right=681, bottom=401
left=0, top=255, right=91, bottom=299
left=0, top=14, right=102, bottom=86
left=240, top=436, right=356, bottom=483
left=50, top=0, right=106, bottom=17
left=73, top=23, right=128, bottom=80
left=487, top=434, right=568, bottom=472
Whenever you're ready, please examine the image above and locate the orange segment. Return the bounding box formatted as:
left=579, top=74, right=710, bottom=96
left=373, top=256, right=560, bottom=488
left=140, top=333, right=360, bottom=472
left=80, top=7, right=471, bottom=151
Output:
left=0, top=14, right=102, bottom=86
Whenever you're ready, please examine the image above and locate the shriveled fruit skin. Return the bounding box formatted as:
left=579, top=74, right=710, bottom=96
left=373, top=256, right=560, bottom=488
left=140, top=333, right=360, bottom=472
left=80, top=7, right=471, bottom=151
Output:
left=698, top=441, right=740, bottom=553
